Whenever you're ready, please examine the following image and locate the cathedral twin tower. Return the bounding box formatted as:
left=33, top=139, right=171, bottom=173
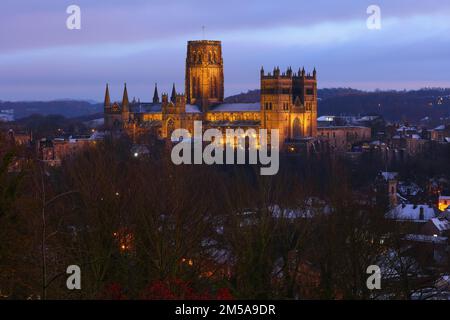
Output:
left=104, top=40, right=317, bottom=145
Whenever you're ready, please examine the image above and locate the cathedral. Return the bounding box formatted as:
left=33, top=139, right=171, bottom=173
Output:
left=104, top=40, right=318, bottom=147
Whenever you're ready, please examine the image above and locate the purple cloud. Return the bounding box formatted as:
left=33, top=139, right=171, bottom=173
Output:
left=0, top=0, right=449, bottom=100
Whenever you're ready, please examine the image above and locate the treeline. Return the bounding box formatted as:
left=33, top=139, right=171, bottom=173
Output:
left=0, top=137, right=449, bottom=299
left=4, top=114, right=92, bottom=139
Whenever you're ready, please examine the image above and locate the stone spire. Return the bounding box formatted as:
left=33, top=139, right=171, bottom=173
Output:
left=122, top=83, right=129, bottom=112
left=170, top=83, right=177, bottom=103
left=104, top=83, right=111, bottom=108
left=153, top=83, right=159, bottom=103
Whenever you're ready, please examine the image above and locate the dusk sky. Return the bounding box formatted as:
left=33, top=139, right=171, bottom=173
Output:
left=1, top=0, right=450, bottom=101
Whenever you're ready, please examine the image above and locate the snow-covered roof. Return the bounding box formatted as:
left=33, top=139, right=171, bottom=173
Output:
left=269, top=202, right=332, bottom=219
left=430, top=218, right=450, bottom=232
left=386, top=204, right=437, bottom=222
left=434, top=125, right=445, bottom=130
left=381, top=171, right=398, bottom=181
left=317, top=115, right=336, bottom=122
left=186, top=104, right=201, bottom=113
left=209, top=103, right=260, bottom=112
left=89, top=131, right=105, bottom=140
left=404, top=234, right=447, bottom=244
left=397, top=126, right=417, bottom=132
left=130, top=102, right=201, bottom=113
left=358, top=115, right=379, bottom=121
left=398, top=182, right=421, bottom=196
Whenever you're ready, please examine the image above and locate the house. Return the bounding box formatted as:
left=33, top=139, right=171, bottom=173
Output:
left=386, top=204, right=438, bottom=222
left=421, top=218, right=450, bottom=237
left=430, top=124, right=450, bottom=143
left=438, top=196, right=450, bottom=212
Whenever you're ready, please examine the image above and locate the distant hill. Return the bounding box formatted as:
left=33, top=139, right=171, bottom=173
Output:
left=224, top=88, right=450, bottom=124
left=0, top=100, right=102, bottom=119
left=224, top=89, right=261, bottom=103
left=3, top=88, right=450, bottom=124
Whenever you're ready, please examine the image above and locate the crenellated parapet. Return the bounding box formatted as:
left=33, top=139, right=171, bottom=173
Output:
left=260, top=66, right=316, bottom=80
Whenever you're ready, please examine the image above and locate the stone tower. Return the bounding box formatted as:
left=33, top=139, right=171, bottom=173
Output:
left=260, top=67, right=293, bottom=143
left=103, top=83, right=124, bottom=130
left=260, top=66, right=318, bottom=143
left=185, top=40, right=224, bottom=111
left=292, top=67, right=318, bottom=137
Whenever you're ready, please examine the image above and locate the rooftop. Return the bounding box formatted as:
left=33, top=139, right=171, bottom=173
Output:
left=209, top=103, right=260, bottom=112
left=386, top=204, right=438, bottom=222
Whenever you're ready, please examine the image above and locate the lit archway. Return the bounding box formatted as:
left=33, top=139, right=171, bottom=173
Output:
left=293, top=117, right=301, bottom=138
left=167, top=118, right=175, bottom=137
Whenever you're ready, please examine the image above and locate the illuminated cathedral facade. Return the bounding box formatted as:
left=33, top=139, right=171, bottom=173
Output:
left=104, top=40, right=318, bottom=146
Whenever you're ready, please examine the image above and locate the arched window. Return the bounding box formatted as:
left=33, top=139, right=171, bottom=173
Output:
left=293, top=117, right=301, bottom=138
left=214, top=77, right=218, bottom=98
left=167, top=118, right=175, bottom=137
left=197, top=77, right=201, bottom=97
left=192, top=77, right=196, bottom=98
left=210, top=77, right=213, bottom=97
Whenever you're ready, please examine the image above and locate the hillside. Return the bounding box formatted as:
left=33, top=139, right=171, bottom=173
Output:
left=0, top=100, right=102, bottom=119
left=2, top=88, right=450, bottom=125
left=224, top=88, right=450, bottom=124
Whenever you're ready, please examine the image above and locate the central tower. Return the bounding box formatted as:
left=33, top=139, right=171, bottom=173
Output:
left=185, top=40, right=224, bottom=111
